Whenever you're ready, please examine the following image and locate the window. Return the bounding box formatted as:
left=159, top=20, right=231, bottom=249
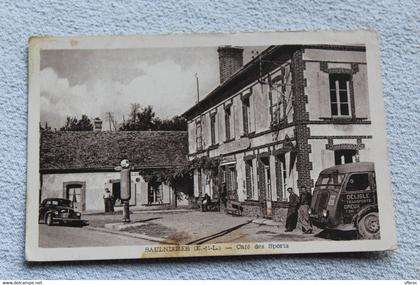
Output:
left=270, top=75, right=285, bottom=126
left=245, top=159, right=254, bottom=199
left=196, top=120, right=202, bottom=151
left=345, top=173, right=371, bottom=192
left=275, top=154, right=287, bottom=201
left=242, top=97, right=251, bottom=135
left=335, top=149, right=357, bottom=165
left=148, top=181, right=163, bottom=204
left=270, top=66, right=291, bottom=126
left=225, top=106, right=231, bottom=140
left=329, top=74, right=351, bottom=117
left=210, top=113, right=216, bottom=145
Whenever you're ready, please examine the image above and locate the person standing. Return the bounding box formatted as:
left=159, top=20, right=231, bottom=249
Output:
left=298, top=185, right=313, bottom=234
left=285, top=187, right=299, bottom=232
left=103, top=188, right=112, bottom=213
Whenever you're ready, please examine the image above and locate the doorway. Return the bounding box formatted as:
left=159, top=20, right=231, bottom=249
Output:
left=63, top=181, right=85, bottom=212
left=260, top=157, right=272, bottom=218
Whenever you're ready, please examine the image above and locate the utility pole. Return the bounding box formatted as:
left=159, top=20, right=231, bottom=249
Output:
left=195, top=73, right=200, bottom=103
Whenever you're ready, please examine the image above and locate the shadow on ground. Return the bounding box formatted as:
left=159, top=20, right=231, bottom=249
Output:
left=315, top=229, right=359, bottom=240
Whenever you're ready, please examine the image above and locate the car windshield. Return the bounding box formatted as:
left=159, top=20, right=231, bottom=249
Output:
left=316, top=173, right=345, bottom=188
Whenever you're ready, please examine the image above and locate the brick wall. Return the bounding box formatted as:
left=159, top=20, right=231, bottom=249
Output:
left=291, top=49, right=313, bottom=191
left=217, top=46, right=244, bottom=83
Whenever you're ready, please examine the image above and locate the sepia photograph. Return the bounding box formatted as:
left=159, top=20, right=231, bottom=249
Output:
left=26, top=31, right=397, bottom=261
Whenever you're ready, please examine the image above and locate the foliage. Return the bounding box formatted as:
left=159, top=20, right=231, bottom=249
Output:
left=189, top=156, right=221, bottom=176
left=140, top=156, right=220, bottom=185
left=138, top=156, right=220, bottom=196
left=119, top=104, right=187, bottom=131
left=40, top=122, right=52, bottom=132
left=60, top=114, right=93, bottom=131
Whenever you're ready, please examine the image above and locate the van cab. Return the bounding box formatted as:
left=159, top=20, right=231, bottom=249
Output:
left=309, top=162, right=380, bottom=239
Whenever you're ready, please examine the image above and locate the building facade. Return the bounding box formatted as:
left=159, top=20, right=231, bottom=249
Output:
left=183, top=45, right=372, bottom=222
left=40, top=130, right=191, bottom=213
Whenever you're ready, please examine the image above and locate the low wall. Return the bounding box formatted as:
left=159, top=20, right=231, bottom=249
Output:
left=272, top=201, right=289, bottom=224
left=241, top=200, right=264, bottom=218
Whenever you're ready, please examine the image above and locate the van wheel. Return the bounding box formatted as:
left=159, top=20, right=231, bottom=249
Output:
left=357, top=212, right=380, bottom=239
left=45, top=214, right=53, bottom=226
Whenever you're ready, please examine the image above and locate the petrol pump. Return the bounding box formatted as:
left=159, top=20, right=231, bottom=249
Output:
left=115, top=159, right=131, bottom=223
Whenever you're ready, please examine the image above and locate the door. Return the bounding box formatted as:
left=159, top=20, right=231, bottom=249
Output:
left=264, top=164, right=273, bottom=217
left=65, top=183, right=83, bottom=212
left=260, top=157, right=272, bottom=217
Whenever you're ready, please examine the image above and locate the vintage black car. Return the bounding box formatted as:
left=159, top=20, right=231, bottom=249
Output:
left=39, top=198, right=83, bottom=226
left=309, top=162, right=380, bottom=239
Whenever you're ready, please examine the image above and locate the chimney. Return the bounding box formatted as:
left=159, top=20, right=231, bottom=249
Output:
left=217, top=46, right=244, bottom=83
left=94, top=117, right=102, bottom=131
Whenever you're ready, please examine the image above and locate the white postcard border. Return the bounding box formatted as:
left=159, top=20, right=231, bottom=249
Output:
left=26, top=30, right=397, bottom=261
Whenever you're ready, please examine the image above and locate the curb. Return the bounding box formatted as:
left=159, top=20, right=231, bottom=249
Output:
left=85, top=225, right=177, bottom=245
left=83, top=209, right=193, bottom=216
left=252, top=219, right=282, bottom=227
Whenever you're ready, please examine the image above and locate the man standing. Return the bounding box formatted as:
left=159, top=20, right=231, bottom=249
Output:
left=285, top=187, right=299, bottom=232
left=103, top=188, right=112, bottom=213
left=298, top=185, right=313, bottom=234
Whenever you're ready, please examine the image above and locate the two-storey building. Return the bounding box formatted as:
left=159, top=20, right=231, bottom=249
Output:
left=182, top=45, right=372, bottom=222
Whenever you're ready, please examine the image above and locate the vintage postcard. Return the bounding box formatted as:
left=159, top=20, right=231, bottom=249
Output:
left=26, top=30, right=397, bottom=261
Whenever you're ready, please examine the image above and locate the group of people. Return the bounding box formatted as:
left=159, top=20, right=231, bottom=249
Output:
left=285, top=185, right=313, bottom=234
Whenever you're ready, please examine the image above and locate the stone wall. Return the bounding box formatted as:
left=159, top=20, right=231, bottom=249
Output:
left=272, top=202, right=289, bottom=224
left=241, top=201, right=264, bottom=218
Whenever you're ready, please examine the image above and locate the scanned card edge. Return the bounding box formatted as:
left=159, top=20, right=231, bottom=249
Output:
left=25, top=30, right=397, bottom=262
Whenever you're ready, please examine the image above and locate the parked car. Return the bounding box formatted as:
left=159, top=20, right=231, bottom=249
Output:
left=39, top=198, right=84, bottom=226
left=309, top=162, right=380, bottom=239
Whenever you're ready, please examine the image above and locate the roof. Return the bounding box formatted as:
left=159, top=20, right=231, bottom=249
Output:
left=320, top=162, right=374, bottom=175
left=40, top=131, right=188, bottom=173
left=182, top=45, right=288, bottom=119
left=182, top=44, right=366, bottom=120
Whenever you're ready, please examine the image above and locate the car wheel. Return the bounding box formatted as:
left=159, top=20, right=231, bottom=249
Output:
left=45, top=214, right=54, bottom=226
left=357, top=212, right=380, bottom=239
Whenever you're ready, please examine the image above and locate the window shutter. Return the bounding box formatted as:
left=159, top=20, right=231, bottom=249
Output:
left=275, top=158, right=282, bottom=201
left=318, top=71, right=332, bottom=118
left=225, top=110, right=230, bottom=140
left=245, top=161, right=252, bottom=199
left=257, top=159, right=266, bottom=203
left=242, top=102, right=249, bottom=135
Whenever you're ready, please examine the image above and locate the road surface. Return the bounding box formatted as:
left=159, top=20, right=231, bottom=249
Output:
left=39, top=224, right=158, bottom=248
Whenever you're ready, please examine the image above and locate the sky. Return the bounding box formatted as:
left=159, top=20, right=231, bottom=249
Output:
left=40, top=46, right=266, bottom=130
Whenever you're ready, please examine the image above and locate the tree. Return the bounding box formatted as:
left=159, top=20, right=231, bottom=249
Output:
left=40, top=122, right=52, bottom=132
left=120, top=104, right=187, bottom=131
left=153, top=116, right=187, bottom=131
left=60, top=114, right=93, bottom=131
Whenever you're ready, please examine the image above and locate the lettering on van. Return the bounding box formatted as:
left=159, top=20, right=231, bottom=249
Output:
left=342, top=192, right=374, bottom=216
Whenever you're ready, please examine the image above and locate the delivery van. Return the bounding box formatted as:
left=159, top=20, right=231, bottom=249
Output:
left=309, top=162, right=380, bottom=239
